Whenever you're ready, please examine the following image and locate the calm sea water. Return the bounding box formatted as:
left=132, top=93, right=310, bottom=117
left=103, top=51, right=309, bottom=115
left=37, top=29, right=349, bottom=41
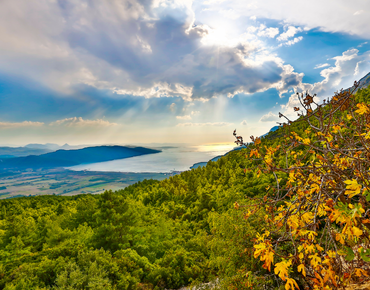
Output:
left=67, top=145, right=231, bottom=173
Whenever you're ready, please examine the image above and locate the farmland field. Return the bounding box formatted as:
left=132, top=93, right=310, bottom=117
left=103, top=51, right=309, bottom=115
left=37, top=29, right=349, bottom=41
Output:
left=0, top=169, right=169, bottom=199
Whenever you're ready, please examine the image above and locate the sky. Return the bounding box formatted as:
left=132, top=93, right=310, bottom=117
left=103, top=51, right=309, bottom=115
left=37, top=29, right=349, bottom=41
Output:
left=0, top=0, right=370, bottom=148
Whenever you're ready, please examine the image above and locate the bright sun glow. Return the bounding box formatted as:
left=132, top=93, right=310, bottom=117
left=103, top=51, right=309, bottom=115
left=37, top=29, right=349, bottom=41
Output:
left=195, top=143, right=235, bottom=155
left=200, top=19, right=241, bottom=47
left=201, top=28, right=241, bottom=47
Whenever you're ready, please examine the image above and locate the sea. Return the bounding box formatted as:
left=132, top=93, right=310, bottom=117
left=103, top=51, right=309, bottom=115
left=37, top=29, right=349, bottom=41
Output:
left=68, top=144, right=235, bottom=173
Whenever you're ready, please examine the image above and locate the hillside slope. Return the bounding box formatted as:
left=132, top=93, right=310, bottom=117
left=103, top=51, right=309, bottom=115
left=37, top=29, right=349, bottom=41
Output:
left=0, top=75, right=369, bottom=289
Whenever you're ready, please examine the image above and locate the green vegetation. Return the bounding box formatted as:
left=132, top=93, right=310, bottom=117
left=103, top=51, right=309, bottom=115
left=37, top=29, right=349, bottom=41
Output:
left=1, top=85, right=369, bottom=289
left=0, top=146, right=274, bottom=289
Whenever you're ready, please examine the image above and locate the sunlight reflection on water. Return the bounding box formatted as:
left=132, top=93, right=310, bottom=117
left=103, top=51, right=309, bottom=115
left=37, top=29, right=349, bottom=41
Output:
left=67, top=144, right=234, bottom=173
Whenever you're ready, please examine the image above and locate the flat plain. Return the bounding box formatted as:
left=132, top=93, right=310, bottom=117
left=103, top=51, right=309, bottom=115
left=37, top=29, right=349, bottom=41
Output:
left=0, top=169, right=169, bottom=199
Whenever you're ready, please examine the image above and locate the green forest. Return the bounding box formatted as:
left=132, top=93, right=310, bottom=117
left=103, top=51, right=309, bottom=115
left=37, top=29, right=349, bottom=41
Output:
left=1, top=85, right=370, bottom=290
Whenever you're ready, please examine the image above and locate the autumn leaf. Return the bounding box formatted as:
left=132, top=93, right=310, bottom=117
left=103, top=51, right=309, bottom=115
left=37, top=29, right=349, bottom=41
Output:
left=303, top=138, right=311, bottom=145
left=344, top=179, right=361, bottom=198
left=285, top=278, right=299, bottom=290
left=274, top=260, right=291, bottom=281
left=355, top=103, right=369, bottom=115
left=352, top=226, right=363, bottom=238
left=355, top=268, right=368, bottom=277
left=297, top=264, right=306, bottom=277
left=249, top=149, right=259, bottom=158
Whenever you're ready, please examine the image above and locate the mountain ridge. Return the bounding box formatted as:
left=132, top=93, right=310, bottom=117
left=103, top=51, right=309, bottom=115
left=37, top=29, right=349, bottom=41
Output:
left=0, top=145, right=161, bottom=170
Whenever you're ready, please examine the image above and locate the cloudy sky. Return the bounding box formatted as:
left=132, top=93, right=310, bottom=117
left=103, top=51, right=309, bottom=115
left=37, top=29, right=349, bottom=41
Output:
left=0, top=0, right=370, bottom=146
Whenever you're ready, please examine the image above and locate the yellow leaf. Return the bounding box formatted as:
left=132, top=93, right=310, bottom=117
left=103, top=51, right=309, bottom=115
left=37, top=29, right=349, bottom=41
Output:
left=355, top=103, right=369, bottom=115
left=274, top=260, right=291, bottom=281
left=297, top=264, right=306, bottom=277
left=332, top=125, right=341, bottom=133
left=299, top=252, right=304, bottom=260
left=303, top=138, right=311, bottom=145
left=352, top=226, right=363, bottom=238
left=355, top=268, right=368, bottom=277
left=335, top=233, right=345, bottom=244
left=309, top=253, right=322, bottom=267
left=249, top=149, right=259, bottom=158
left=285, top=278, right=299, bottom=290
left=344, top=179, right=361, bottom=198
left=327, top=250, right=336, bottom=258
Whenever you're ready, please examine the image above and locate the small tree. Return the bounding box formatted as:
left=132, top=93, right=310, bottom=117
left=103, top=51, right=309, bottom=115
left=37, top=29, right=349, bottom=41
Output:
left=234, top=82, right=370, bottom=289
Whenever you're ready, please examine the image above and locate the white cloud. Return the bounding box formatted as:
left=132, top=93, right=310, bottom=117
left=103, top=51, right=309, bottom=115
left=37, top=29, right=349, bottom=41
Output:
left=274, top=64, right=304, bottom=97
left=114, top=82, right=194, bottom=101
left=286, top=36, right=303, bottom=46
left=0, top=0, right=368, bottom=109
left=176, top=122, right=233, bottom=127
left=314, top=49, right=370, bottom=93
left=358, top=42, right=368, bottom=48
left=201, top=0, right=370, bottom=38
left=0, top=121, right=44, bottom=129
left=0, top=0, right=310, bottom=102
left=280, top=48, right=370, bottom=119
left=241, top=120, right=248, bottom=125
left=278, top=36, right=303, bottom=47
left=257, top=25, right=279, bottom=38
left=314, top=63, right=330, bottom=69
left=260, top=112, right=278, bottom=122
left=277, top=26, right=302, bottom=41
left=176, top=115, right=192, bottom=120
left=50, top=117, right=118, bottom=127
left=219, top=8, right=240, bottom=19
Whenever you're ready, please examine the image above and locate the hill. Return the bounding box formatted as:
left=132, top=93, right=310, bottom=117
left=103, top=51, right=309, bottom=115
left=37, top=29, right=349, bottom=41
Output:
left=0, top=145, right=161, bottom=170
left=0, top=74, right=369, bottom=289
left=0, top=146, right=52, bottom=158
left=0, top=143, right=80, bottom=159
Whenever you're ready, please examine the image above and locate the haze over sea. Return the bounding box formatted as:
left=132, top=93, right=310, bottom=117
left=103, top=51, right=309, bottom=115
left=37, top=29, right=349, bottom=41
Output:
left=68, top=144, right=234, bottom=173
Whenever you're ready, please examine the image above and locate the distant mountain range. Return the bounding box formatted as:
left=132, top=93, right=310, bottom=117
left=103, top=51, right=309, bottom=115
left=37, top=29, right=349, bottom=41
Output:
left=0, top=147, right=52, bottom=159
left=0, top=143, right=82, bottom=159
left=0, top=146, right=161, bottom=170
left=24, top=143, right=74, bottom=150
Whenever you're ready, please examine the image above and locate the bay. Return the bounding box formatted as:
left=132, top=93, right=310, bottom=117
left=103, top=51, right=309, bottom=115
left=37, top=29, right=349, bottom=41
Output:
left=67, top=145, right=231, bottom=173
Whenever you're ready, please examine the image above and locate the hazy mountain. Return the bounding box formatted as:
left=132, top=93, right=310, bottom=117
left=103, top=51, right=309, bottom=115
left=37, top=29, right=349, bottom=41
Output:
left=24, top=143, right=79, bottom=150
left=0, top=147, right=52, bottom=158
left=0, top=146, right=161, bottom=170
